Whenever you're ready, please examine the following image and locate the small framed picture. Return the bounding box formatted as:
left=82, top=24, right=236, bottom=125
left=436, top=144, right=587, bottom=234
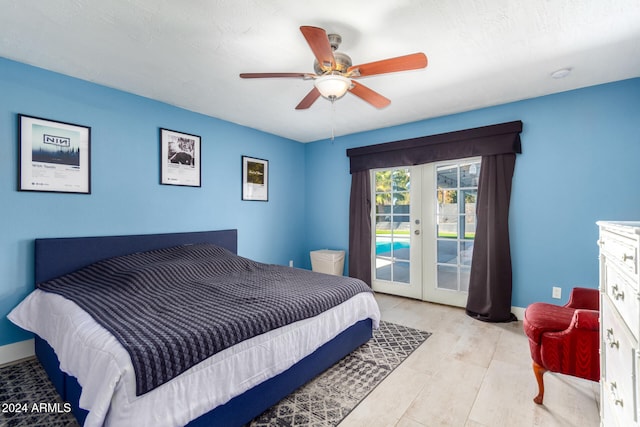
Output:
left=160, top=128, right=201, bottom=187
left=18, top=114, right=91, bottom=194
left=242, top=156, right=268, bottom=201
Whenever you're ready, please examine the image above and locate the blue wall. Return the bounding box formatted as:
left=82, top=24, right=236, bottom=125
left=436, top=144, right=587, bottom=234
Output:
left=0, top=58, right=306, bottom=346
left=2, top=54, right=639, bottom=349
left=305, top=78, right=640, bottom=309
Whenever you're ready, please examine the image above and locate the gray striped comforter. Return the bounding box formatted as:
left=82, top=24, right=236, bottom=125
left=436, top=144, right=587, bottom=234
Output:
left=37, top=244, right=372, bottom=395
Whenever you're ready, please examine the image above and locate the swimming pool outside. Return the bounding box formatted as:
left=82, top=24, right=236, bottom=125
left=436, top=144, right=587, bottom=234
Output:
left=376, top=240, right=410, bottom=255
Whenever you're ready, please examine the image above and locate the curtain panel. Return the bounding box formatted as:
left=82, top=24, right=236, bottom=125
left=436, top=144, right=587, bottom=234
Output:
left=466, top=153, right=518, bottom=322
left=348, top=170, right=372, bottom=286
left=346, top=121, right=522, bottom=321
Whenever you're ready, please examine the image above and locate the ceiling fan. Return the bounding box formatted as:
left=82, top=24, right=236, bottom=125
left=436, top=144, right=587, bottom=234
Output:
left=240, top=26, right=428, bottom=110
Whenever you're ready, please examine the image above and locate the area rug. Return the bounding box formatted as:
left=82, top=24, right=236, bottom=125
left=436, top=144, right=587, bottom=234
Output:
left=250, top=321, right=431, bottom=426
left=0, top=321, right=430, bottom=427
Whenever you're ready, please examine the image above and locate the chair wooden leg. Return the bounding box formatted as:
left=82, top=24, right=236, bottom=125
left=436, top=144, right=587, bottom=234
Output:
left=533, top=361, right=547, bottom=404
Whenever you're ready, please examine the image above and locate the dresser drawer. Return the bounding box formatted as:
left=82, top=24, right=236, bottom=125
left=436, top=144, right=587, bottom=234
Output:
left=601, top=296, right=638, bottom=425
left=602, top=389, right=637, bottom=427
left=600, top=229, right=639, bottom=285
left=602, top=390, right=637, bottom=427
left=604, top=262, right=640, bottom=340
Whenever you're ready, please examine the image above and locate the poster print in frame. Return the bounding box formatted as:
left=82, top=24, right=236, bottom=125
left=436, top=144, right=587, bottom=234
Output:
left=242, top=156, right=268, bottom=201
left=18, top=114, right=91, bottom=194
left=160, top=128, right=201, bottom=187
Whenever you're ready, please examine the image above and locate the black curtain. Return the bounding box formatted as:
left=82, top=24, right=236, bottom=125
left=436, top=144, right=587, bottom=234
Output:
left=347, top=121, right=522, bottom=174
left=346, top=121, right=522, bottom=322
left=465, top=153, right=518, bottom=322
left=348, top=170, right=372, bottom=285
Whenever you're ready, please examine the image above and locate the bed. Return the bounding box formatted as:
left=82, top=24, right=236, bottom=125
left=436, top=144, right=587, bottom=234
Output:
left=8, top=229, right=380, bottom=426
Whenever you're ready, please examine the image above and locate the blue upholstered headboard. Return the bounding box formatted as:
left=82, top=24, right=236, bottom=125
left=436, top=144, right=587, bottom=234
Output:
left=35, top=229, right=238, bottom=284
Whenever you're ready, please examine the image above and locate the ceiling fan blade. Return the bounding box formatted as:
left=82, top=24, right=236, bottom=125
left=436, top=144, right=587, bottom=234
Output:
left=348, top=52, right=428, bottom=77
left=300, top=26, right=335, bottom=71
left=348, top=81, right=391, bottom=109
left=295, top=87, right=321, bottom=110
left=240, top=72, right=309, bottom=79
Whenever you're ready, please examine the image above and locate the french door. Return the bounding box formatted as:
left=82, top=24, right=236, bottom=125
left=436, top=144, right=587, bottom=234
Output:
left=372, top=167, right=422, bottom=299
left=371, top=158, right=481, bottom=307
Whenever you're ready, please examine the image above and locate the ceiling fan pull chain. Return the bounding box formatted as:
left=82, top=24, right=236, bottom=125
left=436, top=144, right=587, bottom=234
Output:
left=331, top=99, right=336, bottom=142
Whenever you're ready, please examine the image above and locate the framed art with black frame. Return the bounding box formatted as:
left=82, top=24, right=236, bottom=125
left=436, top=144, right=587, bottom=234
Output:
left=160, top=128, right=201, bottom=187
left=242, top=156, right=268, bottom=201
left=18, top=114, right=91, bottom=194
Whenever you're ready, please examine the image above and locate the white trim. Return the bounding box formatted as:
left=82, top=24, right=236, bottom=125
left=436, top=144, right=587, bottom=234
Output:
left=0, top=339, right=35, bottom=366
left=511, top=305, right=525, bottom=321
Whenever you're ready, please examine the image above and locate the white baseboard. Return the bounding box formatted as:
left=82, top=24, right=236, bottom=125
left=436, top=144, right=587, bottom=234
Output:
left=512, top=306, right=525, bottom=321
left=0, top=339, right=35, bottom=366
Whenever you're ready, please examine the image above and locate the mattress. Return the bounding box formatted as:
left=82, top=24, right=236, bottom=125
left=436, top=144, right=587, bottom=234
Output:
left=9, top=289, right=380, bottom=427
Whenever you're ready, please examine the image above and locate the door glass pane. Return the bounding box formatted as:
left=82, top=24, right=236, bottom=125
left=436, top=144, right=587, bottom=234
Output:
left=437, top=240, right=458, bottom=264
left=460, top=162, right=480, bottom=187
left=437, top=165, right=457, bottom=188
left=460, top=267, right=471, bottom=292
left=461, top=190, right=477, bottom=239
left=461, top=241, right=474, bottom=265
left=437, top=265, right=458, bottom=290
left=374, top=168, right=411, bottom=284
left=437, top=188, right=458, bottom=238
left=437, top=213, right=458, bottom=238
left=435, top=159, right=480, bottom=292
left=376, top=170, right=392, bottom=192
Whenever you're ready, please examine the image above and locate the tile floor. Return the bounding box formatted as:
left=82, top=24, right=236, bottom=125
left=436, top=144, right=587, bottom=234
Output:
left=340, top=293, right=601, bottom=427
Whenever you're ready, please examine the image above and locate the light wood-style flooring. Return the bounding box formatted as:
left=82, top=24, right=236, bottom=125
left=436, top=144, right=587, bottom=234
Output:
left=340, top=293, right=601, bottom=426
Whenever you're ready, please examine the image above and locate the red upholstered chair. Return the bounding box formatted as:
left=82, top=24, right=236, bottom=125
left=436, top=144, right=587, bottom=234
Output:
left=523, top=287, right=600, bottom=404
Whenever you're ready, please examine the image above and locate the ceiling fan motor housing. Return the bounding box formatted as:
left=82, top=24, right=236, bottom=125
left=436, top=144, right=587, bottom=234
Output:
left=312, top=33, right=352, bottom=74
left=314, top=51, right=352, bottom=74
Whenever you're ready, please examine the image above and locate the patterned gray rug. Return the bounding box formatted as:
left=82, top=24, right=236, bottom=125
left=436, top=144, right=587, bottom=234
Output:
left=0, top=321, right=430, bottom=427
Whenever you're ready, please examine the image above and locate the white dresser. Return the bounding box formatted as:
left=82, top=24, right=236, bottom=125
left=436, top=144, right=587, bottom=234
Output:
left=598, top=221, right=640, bottom=426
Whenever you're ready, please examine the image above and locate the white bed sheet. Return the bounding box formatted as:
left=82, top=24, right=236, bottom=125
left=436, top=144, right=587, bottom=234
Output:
left=9, top=289, right=380, bottom=427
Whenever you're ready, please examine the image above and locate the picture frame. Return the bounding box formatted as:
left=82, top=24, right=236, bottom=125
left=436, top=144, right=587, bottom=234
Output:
left=242, top=156, right=269, bottom=201
left=18, top=114, right=91, bottom=194
left=160, top=128, right=201, bottom=187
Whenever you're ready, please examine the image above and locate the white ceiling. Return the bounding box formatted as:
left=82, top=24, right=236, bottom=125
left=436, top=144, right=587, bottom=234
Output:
left=1, top=0, right=639, bottom=142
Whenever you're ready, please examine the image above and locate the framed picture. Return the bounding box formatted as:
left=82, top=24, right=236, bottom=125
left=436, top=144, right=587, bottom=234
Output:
left=18, top=114, right=91, bottom=194
left=160, top=128, right=201, bottom=187
left=242, top=156, right=268, bottom=201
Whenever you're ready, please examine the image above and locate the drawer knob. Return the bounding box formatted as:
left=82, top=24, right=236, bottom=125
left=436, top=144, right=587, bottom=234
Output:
left=622, top=253, right=634, bottom=262
left=611, top=284, right=625, bottom=301
left=609, top=381, right=623, bottom=407
left=606, top=328, right=620, bottom=349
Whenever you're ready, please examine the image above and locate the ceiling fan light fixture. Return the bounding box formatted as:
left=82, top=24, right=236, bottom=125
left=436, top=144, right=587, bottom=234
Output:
left=314, top=74, right=351, bottom=101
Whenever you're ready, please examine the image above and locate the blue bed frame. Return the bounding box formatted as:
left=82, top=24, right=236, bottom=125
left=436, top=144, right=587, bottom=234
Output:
left=33, top=230, right=373, bottom=426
